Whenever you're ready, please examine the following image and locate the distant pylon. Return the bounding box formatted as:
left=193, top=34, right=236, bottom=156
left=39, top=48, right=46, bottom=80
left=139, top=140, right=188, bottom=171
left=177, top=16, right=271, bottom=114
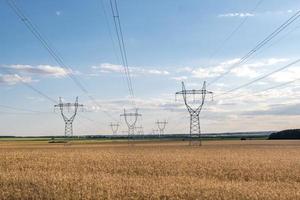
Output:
left=120, top=109, right=141, bottom=141
left=152, top=129, right=159, bottom=135
left=135, top=126, right=144, bottom=135
left=135, top=126, right=144, bottom=139
left=54, top=97, right=84, bottom=137
left=156, top=120, right=167, bottom=137
left=175, top=81, right=213, bottom=146
left=110, top=122, right=119, bottom=135
left=121, top=130, right=128, bottom=135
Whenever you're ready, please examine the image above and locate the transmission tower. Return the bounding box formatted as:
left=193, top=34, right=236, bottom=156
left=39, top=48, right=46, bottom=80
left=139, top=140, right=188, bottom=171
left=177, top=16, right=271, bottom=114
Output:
left=110, top=122, right=119, bottom=135
left=175, top=81, right=213, bottom=146
left=135, top=126, right=144, bottom=140
left=54, top=97, right=84, bottom=137
left=152, top=129, right=159, bottom=136
left=121, top=130, right=128, bottom=135
left=135, top=126, right=144, bottom=135
left=120, top=109, right=141, bottom=141
left=156, top=120, right=168, bottom=137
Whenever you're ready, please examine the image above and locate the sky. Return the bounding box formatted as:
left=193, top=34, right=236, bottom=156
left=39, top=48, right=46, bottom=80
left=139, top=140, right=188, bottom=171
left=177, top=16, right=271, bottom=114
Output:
left=1, top=0, right=300, bottom=136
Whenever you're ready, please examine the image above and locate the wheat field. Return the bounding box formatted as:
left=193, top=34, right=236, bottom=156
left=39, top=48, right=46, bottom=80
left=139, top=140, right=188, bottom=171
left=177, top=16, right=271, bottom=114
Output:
left=0, top=140, right=300, bottom=200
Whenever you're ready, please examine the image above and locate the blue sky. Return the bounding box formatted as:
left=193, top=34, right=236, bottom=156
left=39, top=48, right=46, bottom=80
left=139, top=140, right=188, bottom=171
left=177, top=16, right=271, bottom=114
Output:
left=1, top=0, right=300, bottom=136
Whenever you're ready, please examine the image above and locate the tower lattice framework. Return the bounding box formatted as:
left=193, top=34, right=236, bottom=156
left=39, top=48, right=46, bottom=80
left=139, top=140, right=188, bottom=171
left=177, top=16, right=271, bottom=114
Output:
left=176, top=81, right=213, bottom=145
left=110, top=123, right=120, bottom=135
left=156, top=120, right=168, bottom=137
left=54, top=97, right=83, bottom=137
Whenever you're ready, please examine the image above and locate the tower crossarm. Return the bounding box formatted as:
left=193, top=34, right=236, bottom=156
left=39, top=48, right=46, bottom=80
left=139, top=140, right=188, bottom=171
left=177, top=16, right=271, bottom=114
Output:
left=120, top=109, right=141, bottom=128
left=156, top=120, right=167, bottom=131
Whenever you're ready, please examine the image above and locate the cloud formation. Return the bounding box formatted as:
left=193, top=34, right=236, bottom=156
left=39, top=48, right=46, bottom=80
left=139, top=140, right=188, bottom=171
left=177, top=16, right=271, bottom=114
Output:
left=189, top=58, right=289, bottom=80
left=242, top=103, right=300, bottom=116
left=85, top=96, right=184, bottom=113
left=0, top=64, right=72, bottom=85
left=171, top=76, right=188, bottom=81
left=218, top=12, right=254, bottom=18
left=0, top=74, right=33, bottom=85
left=5, top=64, right=71, bottom=77
left=218, top=10, right=294, bottom=18
left=92, top=63, right=170, bottom=76
left=270, top=67, right=300, bottom=83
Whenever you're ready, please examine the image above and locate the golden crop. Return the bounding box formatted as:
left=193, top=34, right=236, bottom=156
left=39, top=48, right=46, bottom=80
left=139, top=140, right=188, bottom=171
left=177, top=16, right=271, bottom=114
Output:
left=0, top=140, right=299, bottom=200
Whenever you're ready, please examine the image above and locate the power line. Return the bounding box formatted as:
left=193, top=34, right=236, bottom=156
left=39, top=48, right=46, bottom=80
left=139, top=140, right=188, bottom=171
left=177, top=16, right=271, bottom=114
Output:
left=207, top=0, right=264, bottom=64
left=241, top=24, right=300, bottom=64
left=113, top=0, right=134, bottom=98
left=0, top=111, right=51, bottom=115
left=0, top=77, right=97, bottom=133
left=0, top=98, right=110, bottom=135
left=6, top=0, right=87, bottom=93
left=259, top=79, right=300, bottom=94
left=99, top=0, right=122, bottom=63
left=99, top=0, right=130, bottom=98
left=0, top=102, right=100, bottom=134
left=0, top=71, right=111, bottom=131
left=0, top=68, right=57, bottom=103
left=222, top=75, right=300, bottom=101
left=0, top=104, right=51, bottom=114
left=109, top=0, right=135, bottom=101
left=7, top=0, right=118, bottom=122
left=208, top=9, right=300, bottom=87
left=215, top=58, right=300, bottom=98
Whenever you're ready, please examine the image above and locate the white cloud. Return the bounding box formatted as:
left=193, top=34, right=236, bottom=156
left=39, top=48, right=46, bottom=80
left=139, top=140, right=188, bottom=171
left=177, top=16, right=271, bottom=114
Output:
left=231, top=66, right=258, bottom=78
left=92, top=63, right=170, bottom=76
left=264, top=9, right=295, bottom=15
left=265, top=58, right=289, bottom=66
left=86, top=96, right=183, bottom=113
left=147, top=69, right=169, bottom=75
left=191, top=58, right=288, bottom=79
left=218, top=12, right=254, bottom=18
left=219, top=10, right=294, bottom=19
left=239, top=58, right=288, bottom=69
left=92, top=58, right=289, bottom=82
left=231, top=58, right=289, bottom=78
left=176, top=67, right=193, bottom=73
left=93, top=63, right=124, bottom=73
left=242, top=103, right=300, bottom=116
left=270, top=67, right=300, bottom=82
left=192, top=58, right=240, bottom=79
left=192, top=67, right=218, bottom=78
left=171, top=76, right=188, bottom=81
left=0, top=74, right=33, bottom=85
left=4, top=64, right=71, bottom=78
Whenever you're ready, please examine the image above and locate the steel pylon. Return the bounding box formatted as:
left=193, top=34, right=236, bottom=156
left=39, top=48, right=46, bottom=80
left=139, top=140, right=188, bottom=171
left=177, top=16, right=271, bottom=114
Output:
left=156, top=120, right=168, bottom=138
left=110, top=122, right=120, bottom=135
left=54, top=97, right=83, bottom=137
left=176, top=81, right=213, bottom=146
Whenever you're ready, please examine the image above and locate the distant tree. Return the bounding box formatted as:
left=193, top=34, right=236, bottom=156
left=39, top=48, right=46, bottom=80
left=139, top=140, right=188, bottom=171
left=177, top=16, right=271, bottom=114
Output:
left=268, top=129, right=300, bottom=140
